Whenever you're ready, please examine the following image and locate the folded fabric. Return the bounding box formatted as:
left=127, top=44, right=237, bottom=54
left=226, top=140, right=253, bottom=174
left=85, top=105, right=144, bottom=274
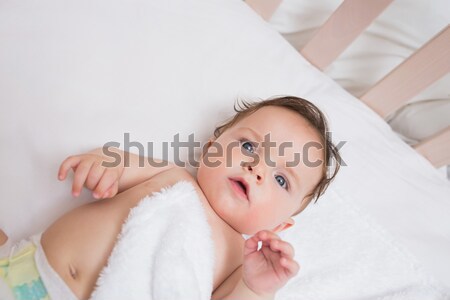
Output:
left=89, top=181, right=215, bottom=300
left=387, top=99, right=450, bottom=145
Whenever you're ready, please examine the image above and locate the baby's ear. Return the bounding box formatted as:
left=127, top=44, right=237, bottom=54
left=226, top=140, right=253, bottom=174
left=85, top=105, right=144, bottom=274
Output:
left=201, top=138, right=215, bottom=158
left=272, top=218, right=295, bottom=233
left=206, top=139, right=214, bottom=148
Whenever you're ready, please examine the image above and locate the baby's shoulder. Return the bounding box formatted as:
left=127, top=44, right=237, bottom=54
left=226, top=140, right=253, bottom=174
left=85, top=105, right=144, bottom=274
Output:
left=152, top=166, right=209, bottom=205
left=151, top=165, right=198, bottom=189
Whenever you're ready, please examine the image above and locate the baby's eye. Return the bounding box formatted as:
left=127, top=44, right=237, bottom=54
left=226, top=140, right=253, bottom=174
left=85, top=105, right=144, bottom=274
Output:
left=275, top=175, right=288, bottom=190
left=241, top=141, right=255, bottom=153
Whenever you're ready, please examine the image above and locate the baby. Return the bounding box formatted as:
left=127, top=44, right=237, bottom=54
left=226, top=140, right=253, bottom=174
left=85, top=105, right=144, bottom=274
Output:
left=0, top=96, right=340, bottom=300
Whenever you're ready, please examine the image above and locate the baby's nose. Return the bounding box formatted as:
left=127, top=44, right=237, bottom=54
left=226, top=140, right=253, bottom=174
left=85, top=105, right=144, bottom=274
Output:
left=243, top=163, right=263, bottom=181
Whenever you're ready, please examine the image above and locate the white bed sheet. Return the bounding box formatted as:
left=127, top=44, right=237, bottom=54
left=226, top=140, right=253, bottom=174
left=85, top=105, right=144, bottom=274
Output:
left=0, top=0, right=449, bottom=298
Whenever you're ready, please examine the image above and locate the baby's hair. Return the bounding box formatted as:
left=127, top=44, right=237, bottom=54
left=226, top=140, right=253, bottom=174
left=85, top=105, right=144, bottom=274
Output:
left=213, top=96, right=341, bottom=206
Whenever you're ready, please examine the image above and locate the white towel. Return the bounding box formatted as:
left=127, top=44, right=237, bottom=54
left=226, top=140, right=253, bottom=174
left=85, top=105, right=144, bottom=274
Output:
left=89, top=180, right=215, bottom=300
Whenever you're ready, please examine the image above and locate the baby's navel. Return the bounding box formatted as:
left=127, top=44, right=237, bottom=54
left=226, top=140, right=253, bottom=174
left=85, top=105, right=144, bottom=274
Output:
left=69, top=264, right=78, bottom=280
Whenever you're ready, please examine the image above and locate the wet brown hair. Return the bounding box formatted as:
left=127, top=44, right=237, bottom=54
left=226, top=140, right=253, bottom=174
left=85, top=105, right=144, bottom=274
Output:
left=213, top=96, right=341, bottom=206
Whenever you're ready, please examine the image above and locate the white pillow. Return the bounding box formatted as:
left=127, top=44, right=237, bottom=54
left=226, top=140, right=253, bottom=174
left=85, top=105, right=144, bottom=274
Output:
left=387, top=99, right=450, bottom=144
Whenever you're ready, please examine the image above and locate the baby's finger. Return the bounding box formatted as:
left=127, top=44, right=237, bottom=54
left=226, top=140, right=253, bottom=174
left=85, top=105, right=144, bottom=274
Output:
left=257, top=230, right=281, bottom=247
left=102, top=181, right=119, bottom=198
left=270, top=240, right=295, bottom=258
left=93, top=169, right=118, bottom=199
left=280, top=257, right=300, bottom=278
left=244, top=230, right=281, bottom=256
left=72, top=161, right=93, bottom=197
left=85, top=162, right=106, bottom=191
left=244, top=233, right=261, bottom=256
left=58, top=156, right=81, bottom=181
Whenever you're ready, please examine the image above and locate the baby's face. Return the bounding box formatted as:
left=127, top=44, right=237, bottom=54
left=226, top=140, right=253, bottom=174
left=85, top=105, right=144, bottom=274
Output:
left=197, top=106, right=324, bottom=235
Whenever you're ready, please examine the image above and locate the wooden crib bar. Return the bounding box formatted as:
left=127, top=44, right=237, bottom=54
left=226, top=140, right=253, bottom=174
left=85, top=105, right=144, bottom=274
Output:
left=413, top=126, right=450, bottom=168
left=300, top=0, right=393, bottom=71
left=245, top=0, right=282, bottom=21
left=361, top=25, right=450, bottom=118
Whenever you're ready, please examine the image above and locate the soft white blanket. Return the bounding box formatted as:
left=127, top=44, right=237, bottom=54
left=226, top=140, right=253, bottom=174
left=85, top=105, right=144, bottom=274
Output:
left=89, top=181, right=215, bottom=300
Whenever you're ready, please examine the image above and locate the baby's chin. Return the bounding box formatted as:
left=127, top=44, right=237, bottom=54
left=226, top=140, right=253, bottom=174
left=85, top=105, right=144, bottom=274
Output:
left=223, top=216, right=274, bottom=236
left=215, top=212, right=253, bottom=235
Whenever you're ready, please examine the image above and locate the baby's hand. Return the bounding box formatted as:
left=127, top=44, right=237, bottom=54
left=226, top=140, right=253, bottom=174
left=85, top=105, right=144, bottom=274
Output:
left=58, top=152, right=124, bottom=199
left=242, top=230, right=300, bottom=296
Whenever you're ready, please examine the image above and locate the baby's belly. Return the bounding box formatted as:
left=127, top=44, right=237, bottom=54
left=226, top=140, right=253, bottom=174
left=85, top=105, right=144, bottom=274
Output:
left=41, top=181, right=171, bottom=298
left=41, top=168, right=195, bottom=299
left=41, top=198, right=131, bottom=299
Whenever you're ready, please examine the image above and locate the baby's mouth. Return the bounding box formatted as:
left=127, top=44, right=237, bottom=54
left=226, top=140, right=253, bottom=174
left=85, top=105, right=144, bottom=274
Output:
left=229, top=177, right=249, bottom=200
left=236, top=181, right=247, bottom=194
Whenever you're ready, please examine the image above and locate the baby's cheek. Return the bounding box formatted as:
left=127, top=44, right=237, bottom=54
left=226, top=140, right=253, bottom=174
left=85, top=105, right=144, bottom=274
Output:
left=246, top=209, right=275, bottom=232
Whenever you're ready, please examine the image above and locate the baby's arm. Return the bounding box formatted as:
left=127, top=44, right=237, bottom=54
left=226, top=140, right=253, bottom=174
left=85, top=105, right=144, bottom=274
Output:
left=58, top=147, right=176, bottom=199
left=220, top=230, right=299, bottom=300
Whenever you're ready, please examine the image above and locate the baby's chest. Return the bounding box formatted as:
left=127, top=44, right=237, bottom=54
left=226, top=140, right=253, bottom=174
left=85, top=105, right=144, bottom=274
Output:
left=208, top=226, right=244, bottom=298
left=211, top=263, right=243, bottom=299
